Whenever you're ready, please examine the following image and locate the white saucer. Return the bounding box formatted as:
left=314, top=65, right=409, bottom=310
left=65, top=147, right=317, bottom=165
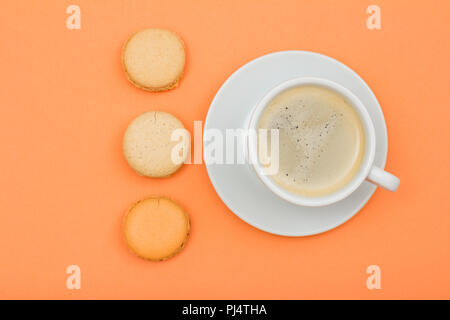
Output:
left=203, top=51, right=388, bottom=236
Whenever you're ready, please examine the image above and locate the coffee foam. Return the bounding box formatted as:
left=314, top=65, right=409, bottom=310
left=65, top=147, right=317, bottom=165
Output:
left=258, top=85, right=365, bottom=197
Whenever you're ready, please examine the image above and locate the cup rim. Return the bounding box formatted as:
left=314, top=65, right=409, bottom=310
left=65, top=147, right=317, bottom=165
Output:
left=247, top=77, right=376, bottom=207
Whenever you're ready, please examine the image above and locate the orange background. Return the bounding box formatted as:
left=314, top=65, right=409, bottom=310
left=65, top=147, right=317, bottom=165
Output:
left=0, top=0, right=449, bottom=299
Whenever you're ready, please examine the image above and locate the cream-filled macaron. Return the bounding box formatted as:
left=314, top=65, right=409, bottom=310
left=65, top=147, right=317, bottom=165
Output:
left=122, top=28, right=185, bottom=91
left=123, top=111, right=189, bottom=177
left=123, top=196, right=190, bottom=261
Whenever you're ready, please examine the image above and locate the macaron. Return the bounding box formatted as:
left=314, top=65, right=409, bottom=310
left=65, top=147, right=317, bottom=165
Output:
left=123, top=111, right=189, bottom=178
left=123, top=196, right=190, bottom=261
left=122, top=28, right=186, bottom=92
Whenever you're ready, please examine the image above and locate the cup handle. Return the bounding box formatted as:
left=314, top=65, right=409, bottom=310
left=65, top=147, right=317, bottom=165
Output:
left=367, top=166, right=400, bottom=191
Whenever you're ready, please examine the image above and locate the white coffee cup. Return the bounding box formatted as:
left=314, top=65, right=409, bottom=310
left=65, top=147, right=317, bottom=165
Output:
left=247, top=77, right=400, bottom=207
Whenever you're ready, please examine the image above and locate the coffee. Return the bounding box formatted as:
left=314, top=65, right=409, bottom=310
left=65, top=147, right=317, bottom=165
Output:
left=257, top=85, right=365, bottom=197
